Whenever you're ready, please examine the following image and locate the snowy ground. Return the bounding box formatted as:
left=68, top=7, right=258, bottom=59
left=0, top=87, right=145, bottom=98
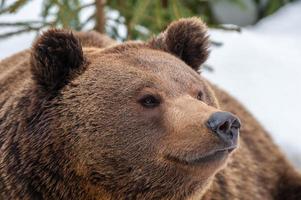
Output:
left=0, top=1, right=300, bottom=168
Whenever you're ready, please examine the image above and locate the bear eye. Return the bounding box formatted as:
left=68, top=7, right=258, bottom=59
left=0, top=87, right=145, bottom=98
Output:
left=139, top=95, right=160, bottom=108
left=197, top=91, right=203, bottom=101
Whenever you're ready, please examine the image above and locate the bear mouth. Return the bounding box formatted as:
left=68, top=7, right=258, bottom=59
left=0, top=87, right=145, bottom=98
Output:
left=166, top=146, right=237, bottom=166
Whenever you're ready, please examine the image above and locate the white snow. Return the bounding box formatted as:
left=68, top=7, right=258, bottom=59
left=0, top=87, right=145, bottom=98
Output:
left=0, top=1, right=300, bottom=167
left=204, top=1, right=301, bottom=167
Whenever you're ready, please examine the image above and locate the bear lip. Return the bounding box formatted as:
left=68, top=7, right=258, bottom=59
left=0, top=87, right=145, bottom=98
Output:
left=166, top=146, right=237, bottom=166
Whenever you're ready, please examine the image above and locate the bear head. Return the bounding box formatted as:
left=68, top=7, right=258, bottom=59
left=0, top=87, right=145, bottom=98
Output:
left=28, top=17, right=241, bottom=199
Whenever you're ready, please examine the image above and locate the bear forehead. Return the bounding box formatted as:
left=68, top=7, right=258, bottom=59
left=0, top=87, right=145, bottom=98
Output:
left=80, top=46, right=205, bottom=94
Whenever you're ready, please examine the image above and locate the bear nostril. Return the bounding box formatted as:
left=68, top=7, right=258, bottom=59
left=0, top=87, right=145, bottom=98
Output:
left=231, top=119, right=241, bottom=129
left=217, top=120, right=231, bottom=134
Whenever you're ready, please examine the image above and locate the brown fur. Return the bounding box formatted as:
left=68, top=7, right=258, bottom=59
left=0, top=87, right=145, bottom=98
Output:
left=0, top=18, right=300, bottom=200
left=149, top=17, right=209, bottom=71
left=31, top=29, right=86, bottom=91
left=74, top=31, right=117, bottom=48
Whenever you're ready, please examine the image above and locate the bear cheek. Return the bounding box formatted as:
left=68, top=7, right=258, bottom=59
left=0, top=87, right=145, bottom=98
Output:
left=82, top=109, right=164, bottom=164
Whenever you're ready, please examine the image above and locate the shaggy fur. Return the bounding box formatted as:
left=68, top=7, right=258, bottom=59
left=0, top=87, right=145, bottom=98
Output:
left=74, top=31, right=116, bottom=48
left=31, top=29, right=86, bottom=91
left=0, top=18, right=301, bottom=200
left=149, top=17, right=209, bottom=70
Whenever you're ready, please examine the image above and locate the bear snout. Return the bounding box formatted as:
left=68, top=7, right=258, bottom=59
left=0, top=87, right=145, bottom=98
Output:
left=207, top=111, right=241, bottom=148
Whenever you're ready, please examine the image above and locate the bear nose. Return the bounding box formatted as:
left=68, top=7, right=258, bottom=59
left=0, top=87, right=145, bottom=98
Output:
left=206, top=112, right=241, bottom=145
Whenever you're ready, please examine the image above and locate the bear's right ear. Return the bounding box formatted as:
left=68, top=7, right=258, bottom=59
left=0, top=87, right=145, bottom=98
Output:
left=148, top=17, right=209, bottom=71
left=30, top=29, right=86, bottom=91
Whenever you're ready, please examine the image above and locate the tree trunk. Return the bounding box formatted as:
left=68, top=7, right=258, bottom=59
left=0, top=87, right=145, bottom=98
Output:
left=95, top=0, right=106, bottom=33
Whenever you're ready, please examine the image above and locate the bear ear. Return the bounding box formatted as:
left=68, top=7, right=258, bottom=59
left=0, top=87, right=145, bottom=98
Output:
left=30, top=29, right=86, bottom=91
left=148, top=17, right=209, bottom=71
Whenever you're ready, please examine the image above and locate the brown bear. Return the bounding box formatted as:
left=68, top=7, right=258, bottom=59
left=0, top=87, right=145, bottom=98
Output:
left=0, top=17, right=300, bottom=200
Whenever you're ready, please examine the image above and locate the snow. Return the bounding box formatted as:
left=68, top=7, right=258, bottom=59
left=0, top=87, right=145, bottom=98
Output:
left=204, top=1, right=301, bottom=168
left=0, top=1, right=300, bottom=167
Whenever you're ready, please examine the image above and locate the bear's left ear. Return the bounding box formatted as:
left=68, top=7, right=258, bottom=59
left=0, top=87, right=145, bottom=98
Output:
left=148, top=17, right=209, bottom=71
left=30, top=29, right=86, bottom=91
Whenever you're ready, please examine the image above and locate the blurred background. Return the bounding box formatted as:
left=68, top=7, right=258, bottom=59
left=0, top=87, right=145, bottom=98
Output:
left=0, top=0, right=300, bottom=168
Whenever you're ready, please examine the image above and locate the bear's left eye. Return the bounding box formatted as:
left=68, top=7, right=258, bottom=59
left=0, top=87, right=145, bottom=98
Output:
left=197, top=91, right=203, bottom=101
left=139, top=95, right=160, bottom=108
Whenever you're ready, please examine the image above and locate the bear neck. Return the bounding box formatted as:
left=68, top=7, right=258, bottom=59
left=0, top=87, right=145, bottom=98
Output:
left=92, top=174, right=214, bottom=200
left=0, top=125, right=94, bottom=199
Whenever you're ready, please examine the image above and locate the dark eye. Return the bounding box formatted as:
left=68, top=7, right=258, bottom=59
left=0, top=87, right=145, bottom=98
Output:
left=197, top=91, right=203, bottom=101
left=139, top=95, right=160, bottom=108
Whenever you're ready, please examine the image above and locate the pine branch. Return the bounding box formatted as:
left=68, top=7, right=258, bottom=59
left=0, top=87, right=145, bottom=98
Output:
left=0, top=21, right=50, bottom=27
left=203, top=64, right=214, bottom=72
left=79, top=13, right=96, bottom=29
left=0, top=27, right=36, bottom=39
left=211, top=24, right=241, bottom=32
left=210, top=40, right=223, bottom=47
left=76, top=2, right=94, bottom=12
left=0, top=21, right=53, bottom=40
left=0, top=0, right=29, bottom=14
